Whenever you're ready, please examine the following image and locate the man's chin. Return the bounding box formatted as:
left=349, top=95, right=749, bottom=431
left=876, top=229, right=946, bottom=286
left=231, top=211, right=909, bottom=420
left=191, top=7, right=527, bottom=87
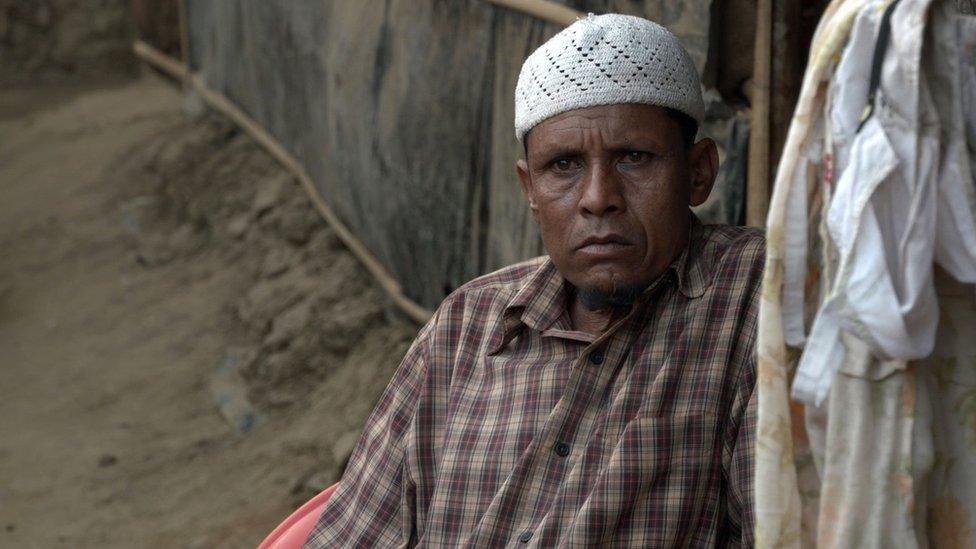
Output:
left=576, top=282, right=645, bottom=311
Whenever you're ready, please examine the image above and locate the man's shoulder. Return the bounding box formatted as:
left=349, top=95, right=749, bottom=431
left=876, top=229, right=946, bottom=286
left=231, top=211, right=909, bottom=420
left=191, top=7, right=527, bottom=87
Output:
left=426, top=256, right=548, bottom=334
left=450, top=256, right=549, bottom=299
left=700, top=223, right=766, bottom=265
left=702, top=223, right=765, bottom=246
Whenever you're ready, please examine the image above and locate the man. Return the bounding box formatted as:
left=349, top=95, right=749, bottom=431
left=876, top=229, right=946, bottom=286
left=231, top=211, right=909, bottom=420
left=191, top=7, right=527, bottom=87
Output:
left=306, top=13, right=762, bottom=547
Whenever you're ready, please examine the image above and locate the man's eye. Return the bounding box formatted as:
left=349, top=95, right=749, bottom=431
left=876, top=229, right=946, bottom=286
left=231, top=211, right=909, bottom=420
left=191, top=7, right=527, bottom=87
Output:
left=621, top=151, right=649, bottom=163
left=551, top=158, right=580, bottom=172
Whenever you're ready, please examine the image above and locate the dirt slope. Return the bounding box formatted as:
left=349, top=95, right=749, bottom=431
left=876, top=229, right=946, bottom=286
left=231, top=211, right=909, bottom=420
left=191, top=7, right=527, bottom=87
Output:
left=0, top=74, right=415, bottom=548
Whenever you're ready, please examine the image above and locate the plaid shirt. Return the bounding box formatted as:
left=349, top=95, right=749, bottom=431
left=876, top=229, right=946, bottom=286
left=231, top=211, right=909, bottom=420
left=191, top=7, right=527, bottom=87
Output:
left=306, top=219, right=764, bottom=547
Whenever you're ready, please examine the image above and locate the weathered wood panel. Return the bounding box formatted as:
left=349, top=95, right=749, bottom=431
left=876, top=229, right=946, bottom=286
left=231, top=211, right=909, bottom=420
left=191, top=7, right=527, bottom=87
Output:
left=185, top=0, right=717, bottom=309
left=483, top=9, right=560, bottom=274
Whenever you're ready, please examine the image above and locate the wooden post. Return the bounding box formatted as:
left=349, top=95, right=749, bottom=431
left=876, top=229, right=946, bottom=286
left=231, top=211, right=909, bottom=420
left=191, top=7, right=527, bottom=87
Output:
left=178, top=0, right=190, bottom=75
left=483, top=0, right=581, bottom=26
left=747, top=0, right=772, bottom=227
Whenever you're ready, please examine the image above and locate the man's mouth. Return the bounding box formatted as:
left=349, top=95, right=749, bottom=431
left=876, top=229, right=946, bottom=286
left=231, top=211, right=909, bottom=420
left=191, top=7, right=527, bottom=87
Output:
left=576, top=234, right=633, bottom=255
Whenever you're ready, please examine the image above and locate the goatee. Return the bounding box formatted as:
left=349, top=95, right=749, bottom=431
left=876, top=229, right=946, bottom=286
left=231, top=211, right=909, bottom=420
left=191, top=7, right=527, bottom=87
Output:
left=576, top=283, right=644, bottom=311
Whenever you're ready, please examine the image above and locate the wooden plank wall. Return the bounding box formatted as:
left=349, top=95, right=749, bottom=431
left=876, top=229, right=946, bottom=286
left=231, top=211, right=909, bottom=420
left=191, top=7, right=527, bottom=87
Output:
left=184, top=0, right=715, bottom=309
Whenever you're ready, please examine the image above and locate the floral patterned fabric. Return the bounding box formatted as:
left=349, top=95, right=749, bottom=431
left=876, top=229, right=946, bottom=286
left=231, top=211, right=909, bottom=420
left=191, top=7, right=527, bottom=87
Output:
left=756, top=1, right=976, bottom=547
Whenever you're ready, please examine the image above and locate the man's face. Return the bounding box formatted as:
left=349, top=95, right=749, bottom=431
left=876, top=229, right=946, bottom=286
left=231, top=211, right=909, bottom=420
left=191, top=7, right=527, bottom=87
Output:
left=517, top=103, right=717, bottom=304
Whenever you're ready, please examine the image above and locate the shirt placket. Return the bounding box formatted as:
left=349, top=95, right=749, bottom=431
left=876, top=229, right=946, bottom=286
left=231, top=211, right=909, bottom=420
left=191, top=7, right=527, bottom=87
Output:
left=509, top=277, right=673, bottom=547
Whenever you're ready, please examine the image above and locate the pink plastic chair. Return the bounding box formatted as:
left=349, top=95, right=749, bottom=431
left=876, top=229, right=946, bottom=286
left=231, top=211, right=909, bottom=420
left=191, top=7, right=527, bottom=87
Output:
left=258, top=483, right=338, bottom=549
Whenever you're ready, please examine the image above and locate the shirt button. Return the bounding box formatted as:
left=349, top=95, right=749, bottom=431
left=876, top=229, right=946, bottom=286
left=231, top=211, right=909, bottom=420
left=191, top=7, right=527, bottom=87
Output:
left=518, top=531, right=533, bottom=543
left=588, top=348, right=605, bottom=365
left=554, top=441, right=570, bottom=457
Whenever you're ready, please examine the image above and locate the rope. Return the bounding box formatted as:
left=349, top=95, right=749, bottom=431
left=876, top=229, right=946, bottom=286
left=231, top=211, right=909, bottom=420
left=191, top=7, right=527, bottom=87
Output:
left=133, top=40, right=434, bottom=324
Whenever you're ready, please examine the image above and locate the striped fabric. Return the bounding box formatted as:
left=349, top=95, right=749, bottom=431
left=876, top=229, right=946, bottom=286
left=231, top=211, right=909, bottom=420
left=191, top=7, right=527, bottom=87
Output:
left=305, top=219, right=764, bottom=547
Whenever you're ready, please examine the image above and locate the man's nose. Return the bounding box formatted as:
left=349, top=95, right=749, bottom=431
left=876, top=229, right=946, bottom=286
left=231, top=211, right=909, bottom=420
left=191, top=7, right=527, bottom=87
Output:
left=578, top=163, right=624, bottom=217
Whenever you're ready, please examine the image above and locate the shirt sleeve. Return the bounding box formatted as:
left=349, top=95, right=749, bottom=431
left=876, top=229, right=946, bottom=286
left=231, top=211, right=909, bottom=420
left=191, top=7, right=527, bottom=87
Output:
left=720, top=233, right=762, bottom=547
left=724, top=378, right=757, bottom=547
left=303, top=316, right=435, bottom=548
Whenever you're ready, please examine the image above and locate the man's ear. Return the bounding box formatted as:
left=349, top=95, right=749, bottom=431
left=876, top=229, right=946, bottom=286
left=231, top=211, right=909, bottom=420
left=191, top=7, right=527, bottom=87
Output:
left=687, top=137, right=719, bottom=207
left=516, top=158, right=539, bottom=219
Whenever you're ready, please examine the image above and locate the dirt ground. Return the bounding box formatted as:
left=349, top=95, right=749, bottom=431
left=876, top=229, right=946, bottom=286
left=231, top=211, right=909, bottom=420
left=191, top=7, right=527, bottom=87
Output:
left=0, top=73, right=417, bottom=548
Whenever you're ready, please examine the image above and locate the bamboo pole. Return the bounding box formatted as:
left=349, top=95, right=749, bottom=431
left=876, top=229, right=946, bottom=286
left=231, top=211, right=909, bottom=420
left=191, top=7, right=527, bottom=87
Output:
left=747, top=0, right=772, bottom=227
left=132, top=40, right=433, bottom=324
left=483, top=0, right=581, bottom=26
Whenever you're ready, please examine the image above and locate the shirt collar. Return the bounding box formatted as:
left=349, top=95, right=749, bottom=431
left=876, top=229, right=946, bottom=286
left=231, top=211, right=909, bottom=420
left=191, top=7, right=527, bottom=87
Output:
left=489, top=214, right=713, bottom=355
left=670, top=213, right=712, bottom=299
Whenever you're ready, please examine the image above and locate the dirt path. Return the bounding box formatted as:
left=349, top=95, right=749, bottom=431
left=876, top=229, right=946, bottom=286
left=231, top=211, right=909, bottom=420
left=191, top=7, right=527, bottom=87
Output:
left=0, top=74, right=414, bottom=548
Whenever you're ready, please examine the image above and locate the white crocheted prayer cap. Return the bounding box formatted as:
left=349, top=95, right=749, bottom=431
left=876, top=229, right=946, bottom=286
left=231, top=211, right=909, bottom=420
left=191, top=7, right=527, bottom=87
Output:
left=515, top=13, right=704, bottom=142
